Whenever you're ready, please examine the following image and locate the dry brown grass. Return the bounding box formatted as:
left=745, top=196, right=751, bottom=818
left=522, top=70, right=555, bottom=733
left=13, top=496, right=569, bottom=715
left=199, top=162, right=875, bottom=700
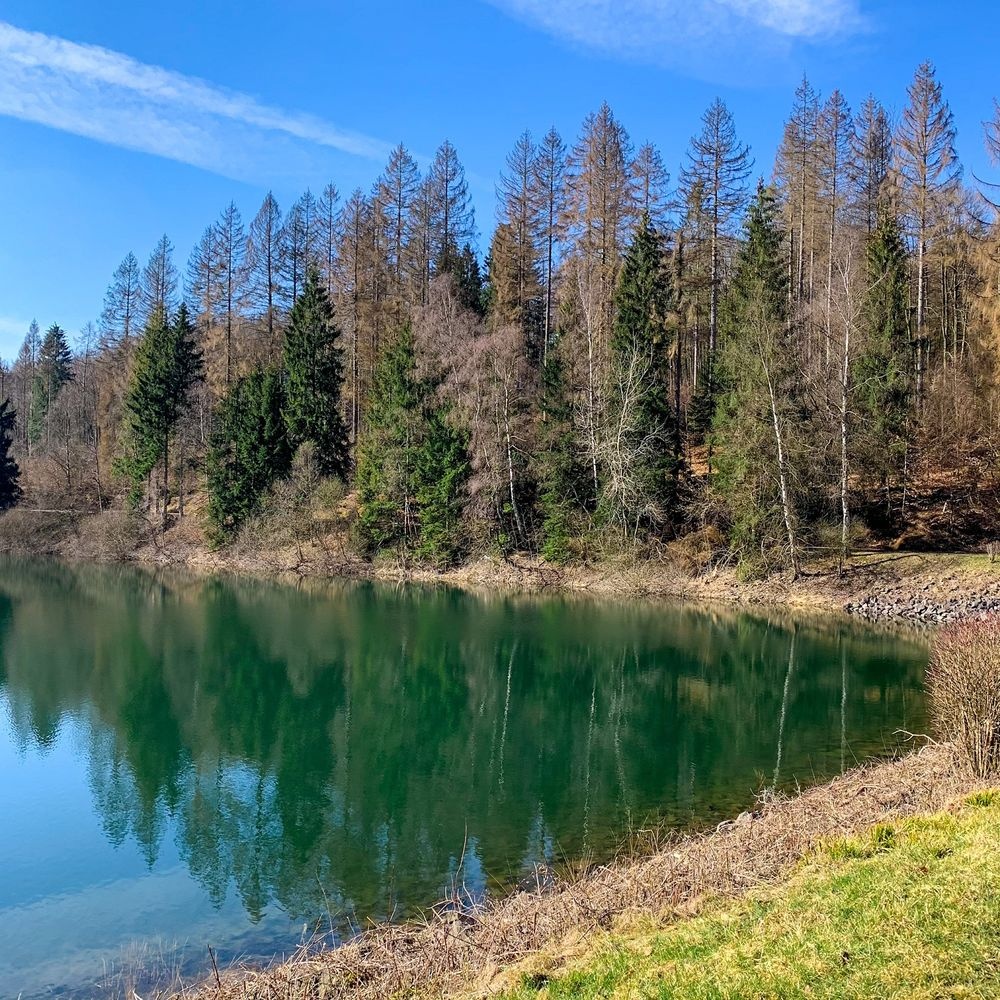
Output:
left=172, top=744, right=976, bottom=1000
left=928, top=616, right=1000, bottom=777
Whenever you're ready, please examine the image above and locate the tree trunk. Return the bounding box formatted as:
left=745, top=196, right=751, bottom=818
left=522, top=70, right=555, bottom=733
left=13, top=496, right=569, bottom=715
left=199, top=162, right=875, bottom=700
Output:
left=763, top=359, right=799, bottom=579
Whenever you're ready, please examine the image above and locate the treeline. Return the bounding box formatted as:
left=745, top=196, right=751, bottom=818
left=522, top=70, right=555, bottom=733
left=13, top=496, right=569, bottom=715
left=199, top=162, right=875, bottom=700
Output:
left=3, top=61, right=1000, bottom=575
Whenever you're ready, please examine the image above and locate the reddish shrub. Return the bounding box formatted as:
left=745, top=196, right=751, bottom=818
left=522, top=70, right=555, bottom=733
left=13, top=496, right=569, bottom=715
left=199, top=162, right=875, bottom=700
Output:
left=927, top=616, right=1000, bottom=777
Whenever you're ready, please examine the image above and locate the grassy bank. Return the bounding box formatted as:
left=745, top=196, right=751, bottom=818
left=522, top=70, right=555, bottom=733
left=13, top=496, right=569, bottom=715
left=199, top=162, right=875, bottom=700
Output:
left=175, top=745, right=980, bottom=1000
left=498, top=791, right=1000, bottom=1000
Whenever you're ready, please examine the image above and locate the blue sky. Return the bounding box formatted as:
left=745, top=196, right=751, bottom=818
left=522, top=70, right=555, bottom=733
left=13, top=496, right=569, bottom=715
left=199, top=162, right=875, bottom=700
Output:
left=1, top=0, right=998, bottom=360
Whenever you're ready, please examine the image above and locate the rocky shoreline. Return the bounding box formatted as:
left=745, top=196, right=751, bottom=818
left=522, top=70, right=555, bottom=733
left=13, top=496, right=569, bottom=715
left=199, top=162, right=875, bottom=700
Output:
left=846, top=582, right=1000, bottom=625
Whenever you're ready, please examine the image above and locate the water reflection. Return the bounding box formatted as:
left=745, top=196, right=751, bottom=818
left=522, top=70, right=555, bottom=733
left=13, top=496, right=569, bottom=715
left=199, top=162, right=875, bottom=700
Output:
left=0, top=559, right=929, bottom=995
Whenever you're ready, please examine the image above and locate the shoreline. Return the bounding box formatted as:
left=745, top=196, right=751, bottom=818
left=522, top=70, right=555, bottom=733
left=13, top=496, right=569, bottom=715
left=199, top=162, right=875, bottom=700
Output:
left=3, top=506, right=999, bottom=624
left=175, top=743, right=978, bottom=1000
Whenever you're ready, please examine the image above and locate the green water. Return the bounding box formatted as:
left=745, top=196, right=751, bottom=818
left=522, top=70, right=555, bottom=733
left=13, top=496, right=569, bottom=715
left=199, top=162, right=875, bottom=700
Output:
left=0, top=559, right=929, bottom=998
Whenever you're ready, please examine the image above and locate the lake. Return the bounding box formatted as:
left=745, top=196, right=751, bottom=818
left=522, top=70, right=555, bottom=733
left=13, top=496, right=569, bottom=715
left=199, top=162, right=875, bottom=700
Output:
left=0, top=559, right=929, bottom=998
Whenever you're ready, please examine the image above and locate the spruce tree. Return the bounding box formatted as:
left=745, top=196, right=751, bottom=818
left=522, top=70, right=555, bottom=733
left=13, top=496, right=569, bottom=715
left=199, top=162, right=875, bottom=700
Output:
left=713, top=184, right=804, bottom=577
left=283, top=267, right=350, bottom=477
left=123, top=304, right=202, bottom=524
left=356, top=326, right=425, bottom=553
left=0, top=400, right=23, bottom=510
left=356, top=324, right=469, bottom=564
left=601, top=212, right=676, bottom=535
left=207, top=366, right=292, bottom=540
left=29, top=323, right=73, bottom=445
left=535, top=353, right=586, bottom=563
left=413, top=404, right=470, bottom=566
left=854, top=211, right=912, bottom=506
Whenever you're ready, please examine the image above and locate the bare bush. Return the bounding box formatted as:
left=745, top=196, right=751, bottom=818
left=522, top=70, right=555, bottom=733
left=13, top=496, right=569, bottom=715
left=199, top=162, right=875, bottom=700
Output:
left=928, top=616, right=1000, bottom=777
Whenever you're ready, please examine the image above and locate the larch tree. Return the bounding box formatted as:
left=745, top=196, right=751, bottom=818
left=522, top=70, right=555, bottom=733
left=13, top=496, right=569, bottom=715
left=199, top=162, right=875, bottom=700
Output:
left=630, top=142, right=671, bottom=230
left=215, top=202, right=247, bottom=387
left=774, top=77, right=821, bottom=312
left=850, top=96, right=894, bottom=234
left=246, top=192, right=285, bottom=358
left=317, top=183, right=342, bottom=300
left=894, top=61, right=961, bottom=404
left=564, top=102, right=636, bottom=500
left=376, top=144, right=420, bottom=310
left=335, top=189, right=369, bottom=441
left=281, top=190, right=321, bottom=307
left=140, top=235, right=179, bottom=328
left=498, top=131, right=544, bottom=360
left=680, top=98, right=752, bottom=358
left=429, top=140, right=475, bottom=275
left=15, top=321, right=41, bottom=453
left=532, top=127, right=567, bottom=361
left=99, top=253, right=143, bottom=351
left=817, top=90, right=853, bottom=362
left=680, top=98, right=751, bottom=435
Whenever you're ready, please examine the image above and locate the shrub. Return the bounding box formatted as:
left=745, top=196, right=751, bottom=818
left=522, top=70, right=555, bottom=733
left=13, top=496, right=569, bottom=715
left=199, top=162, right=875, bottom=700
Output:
left=927, top=616, right=1000, bottom=778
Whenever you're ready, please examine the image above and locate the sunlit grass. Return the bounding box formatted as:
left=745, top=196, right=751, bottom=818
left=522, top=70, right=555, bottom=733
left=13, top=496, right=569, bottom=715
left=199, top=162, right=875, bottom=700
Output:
left=500, top=792, right=1000, bottom=1000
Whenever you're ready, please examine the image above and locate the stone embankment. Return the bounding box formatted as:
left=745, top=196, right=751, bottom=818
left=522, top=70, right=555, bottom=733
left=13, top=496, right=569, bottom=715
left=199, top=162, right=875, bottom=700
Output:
left=846, top=584, right=1000, bottom=625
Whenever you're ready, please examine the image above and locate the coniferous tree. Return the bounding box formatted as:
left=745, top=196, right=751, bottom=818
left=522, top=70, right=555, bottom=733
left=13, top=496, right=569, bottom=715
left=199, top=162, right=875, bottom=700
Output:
left=854, top=211, right=913, bottom=509
left=207, top=366, right=292, bottom=539
left=600, top=212, right=676, bottom=535
left=355, top=324, right=468, bottom=563
left=283, top=267, right=350, bottom=477
left=123, top=304, right=202, bottom=525
left=429, top=140, right=475, bottom=275
left=534, top=352, right=586, bottom=562
left=140, top=235, right=179, bottom=325
left=100, top=253, right=143, bottom=350
left=356, top=325, right=425, bottom=552
left=29, top=323, right=73, bottom=446
left=0, top=400, right=22, bottom=510
left=412, top=403, right=469, bottom=566
left=247, top=192, right=285, bottom=354
left=713, top=184, right=804, bottom=578
left=532, top=127, right=567, bottom=360
left=680, top=98, right=752, bottom=358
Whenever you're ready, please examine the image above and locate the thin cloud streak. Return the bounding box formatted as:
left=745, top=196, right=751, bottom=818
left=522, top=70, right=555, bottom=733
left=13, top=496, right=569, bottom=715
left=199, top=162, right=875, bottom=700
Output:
left=486, top=0, right=867, bottom=81
left=0, top=21, right=392, bottom=179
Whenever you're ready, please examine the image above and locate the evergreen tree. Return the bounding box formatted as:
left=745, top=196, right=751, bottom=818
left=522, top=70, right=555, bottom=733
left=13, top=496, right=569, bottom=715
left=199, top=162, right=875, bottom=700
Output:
left=123, top=304, right=202, bottom=524
left=207, top=366, right=292, bottom=539
left=600, top=212, right=676, bottom=535
left=29, top=323, right=73, bottom=445
left=712, top=184, right=804, bottom=578
left=355, top=325, right=468, bottom=564
left=534, top=353, right=586, bottom=562
left=854, top=211, right=913, bottom=505
left=0, top=400, right=23, bottom=510
left=356, top=326, right=425, bottom=553
left=412, top=404, right=470, bottom=566
left=282, top=267, right=350, bottom=477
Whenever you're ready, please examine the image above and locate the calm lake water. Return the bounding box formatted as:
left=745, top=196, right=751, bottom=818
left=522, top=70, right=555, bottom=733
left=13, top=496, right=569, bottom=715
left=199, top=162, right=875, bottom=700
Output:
left=0, top=559, right=929, bottom=998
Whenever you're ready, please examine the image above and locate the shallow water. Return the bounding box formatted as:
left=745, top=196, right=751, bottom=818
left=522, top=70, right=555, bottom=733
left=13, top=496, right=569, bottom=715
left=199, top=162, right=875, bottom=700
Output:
left=0, top=559, right=929, bottom=997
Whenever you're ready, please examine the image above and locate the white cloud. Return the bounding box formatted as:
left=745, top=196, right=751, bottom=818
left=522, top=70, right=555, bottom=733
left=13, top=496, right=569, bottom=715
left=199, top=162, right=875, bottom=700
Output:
left=0, top=21, right=392, bottom=180
left=486, top=0, right=866, bottom=80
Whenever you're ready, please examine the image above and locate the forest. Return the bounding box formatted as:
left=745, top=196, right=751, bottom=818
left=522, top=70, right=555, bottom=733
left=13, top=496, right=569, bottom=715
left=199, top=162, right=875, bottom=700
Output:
left=2, top=61, right=999, bottom=578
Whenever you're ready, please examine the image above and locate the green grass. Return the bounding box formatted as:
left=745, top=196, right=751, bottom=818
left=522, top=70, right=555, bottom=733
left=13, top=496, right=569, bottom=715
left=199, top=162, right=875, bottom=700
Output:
left=501, top=792, right=1000, bottom=1000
